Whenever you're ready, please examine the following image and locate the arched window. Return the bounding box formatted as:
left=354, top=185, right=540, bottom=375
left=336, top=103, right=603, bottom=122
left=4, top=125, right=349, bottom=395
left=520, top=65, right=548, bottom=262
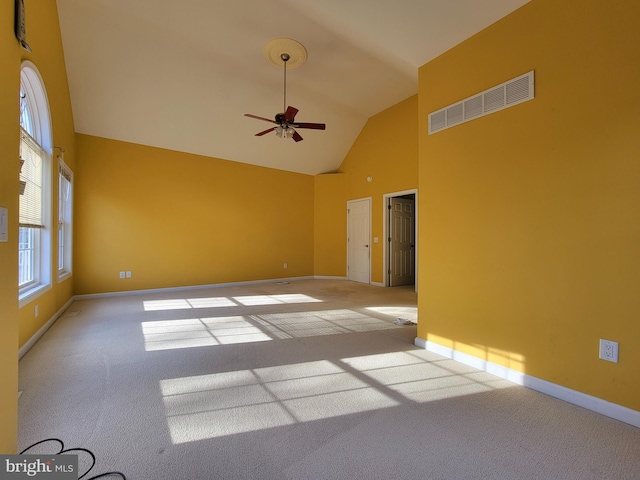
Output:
left=19, top=61, right=52, bottom=303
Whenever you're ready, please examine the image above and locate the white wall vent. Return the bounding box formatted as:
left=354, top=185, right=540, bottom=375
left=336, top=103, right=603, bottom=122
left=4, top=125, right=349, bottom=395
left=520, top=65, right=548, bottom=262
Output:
left=428, top=71, right=534, bottom=134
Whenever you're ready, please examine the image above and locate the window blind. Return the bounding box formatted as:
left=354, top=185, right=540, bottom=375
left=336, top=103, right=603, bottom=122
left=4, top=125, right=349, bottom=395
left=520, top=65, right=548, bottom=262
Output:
left=59, top=163, right=72, bottom=183
left=58, top=165, right=71, bottom=219
left=19, top=127, right=44, bottom=228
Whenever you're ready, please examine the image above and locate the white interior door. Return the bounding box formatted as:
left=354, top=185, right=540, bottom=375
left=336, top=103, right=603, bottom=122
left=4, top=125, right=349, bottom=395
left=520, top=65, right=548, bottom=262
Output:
left=347, top=198, right=371, bottom=284
left=389, top=196, right=415, bottom=286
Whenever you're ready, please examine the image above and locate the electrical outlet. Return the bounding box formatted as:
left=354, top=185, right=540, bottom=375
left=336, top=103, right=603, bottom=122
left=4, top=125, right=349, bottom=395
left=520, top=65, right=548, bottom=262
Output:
left=283, top=263, right=288, bottom=269
left=119, top=271, right=125, bottom=279
left=126, top=271, right=132, bottom=278
left=599, top=339, right=618, bottom=363
left=34, top=305, right=38, bottom=317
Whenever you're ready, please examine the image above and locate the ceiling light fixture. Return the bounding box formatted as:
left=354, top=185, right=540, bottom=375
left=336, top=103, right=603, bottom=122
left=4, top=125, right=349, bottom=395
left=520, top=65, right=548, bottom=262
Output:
left=244, top=38, right=326, bottom=142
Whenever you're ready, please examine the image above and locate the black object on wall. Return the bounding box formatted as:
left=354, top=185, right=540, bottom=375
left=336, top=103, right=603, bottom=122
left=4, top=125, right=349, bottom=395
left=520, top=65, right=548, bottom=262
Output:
left=15, top=0, right=31, bottom=52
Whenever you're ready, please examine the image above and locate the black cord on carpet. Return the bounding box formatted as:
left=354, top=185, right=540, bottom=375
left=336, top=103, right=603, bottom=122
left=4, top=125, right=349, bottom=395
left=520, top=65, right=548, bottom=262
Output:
left=20, top=438, right=126, bottom=479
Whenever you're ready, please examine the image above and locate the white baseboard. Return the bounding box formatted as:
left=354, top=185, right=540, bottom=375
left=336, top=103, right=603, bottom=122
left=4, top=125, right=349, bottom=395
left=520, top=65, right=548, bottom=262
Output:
left=19, top=298, right=74, bottom=359
left=313, top=275, right=348, bottom=281
left=314, top=276, right=388, bottom=287
left=313, top=276, right=382, bottom=285
left=414, top=337, right=640, bottom=429
left=73, top=276, right=316, bottom=300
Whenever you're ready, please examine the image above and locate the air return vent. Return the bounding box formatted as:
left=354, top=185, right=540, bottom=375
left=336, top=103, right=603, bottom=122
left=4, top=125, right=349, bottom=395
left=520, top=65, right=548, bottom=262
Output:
left=428, top=71, right=534, bottom=134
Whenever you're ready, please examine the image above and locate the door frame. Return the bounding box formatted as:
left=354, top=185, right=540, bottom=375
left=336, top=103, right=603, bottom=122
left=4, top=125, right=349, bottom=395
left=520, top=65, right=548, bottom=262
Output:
left=346, top=197, right=372, bottom=284
left=383, top=189, right=418, bottom=291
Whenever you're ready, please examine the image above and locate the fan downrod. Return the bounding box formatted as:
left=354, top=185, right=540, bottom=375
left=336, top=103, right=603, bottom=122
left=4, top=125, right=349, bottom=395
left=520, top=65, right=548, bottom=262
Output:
left=281, top=53, right=290, bottom=114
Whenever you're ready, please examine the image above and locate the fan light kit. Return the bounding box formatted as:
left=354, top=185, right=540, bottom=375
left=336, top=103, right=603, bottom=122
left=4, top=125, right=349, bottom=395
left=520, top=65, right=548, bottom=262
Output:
left=245, top=38, right=326, bottom=142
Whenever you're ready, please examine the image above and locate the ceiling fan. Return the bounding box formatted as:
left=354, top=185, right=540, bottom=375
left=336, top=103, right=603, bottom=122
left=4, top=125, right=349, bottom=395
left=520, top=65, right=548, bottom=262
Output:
left=245, top=51, right=326, bottom=142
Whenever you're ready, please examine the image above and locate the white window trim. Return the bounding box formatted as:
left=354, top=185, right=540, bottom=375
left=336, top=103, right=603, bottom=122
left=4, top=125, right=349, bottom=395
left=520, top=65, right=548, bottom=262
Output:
left=19, top=61, right=53, bottom=306
left=58, top=159, right=73, bottom=282
left=19, top=283, right=53, bottom=309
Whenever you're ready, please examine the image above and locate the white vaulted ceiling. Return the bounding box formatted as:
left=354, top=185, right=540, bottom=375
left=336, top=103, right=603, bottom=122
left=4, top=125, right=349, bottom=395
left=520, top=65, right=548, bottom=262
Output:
left=56, top=0, right=530, bottom=175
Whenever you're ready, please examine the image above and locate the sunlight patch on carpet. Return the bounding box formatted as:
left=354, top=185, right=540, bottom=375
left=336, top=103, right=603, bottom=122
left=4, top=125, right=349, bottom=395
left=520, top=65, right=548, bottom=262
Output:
left=141, top=316, right=272, bottom=351
left=233, top=294, right=322, bottom=306
left=143, top=294, right=322, bottom=311
left=341, top=351, right=513, bottom=403
left=141, top=309, right=402, bottom=351
left=160, top=360, right=400, bottom=444
left=159, top=351, right=513, bottom=444
left=252, top=309, right=399, bottom=339
left=366, top=306, right=417, bottom=322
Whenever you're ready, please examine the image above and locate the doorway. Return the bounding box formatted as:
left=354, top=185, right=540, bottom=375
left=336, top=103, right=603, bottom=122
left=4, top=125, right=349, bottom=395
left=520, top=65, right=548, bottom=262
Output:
left=347, top=198, right=371, bottom=284
left=384, top=190, right=417, bottom=289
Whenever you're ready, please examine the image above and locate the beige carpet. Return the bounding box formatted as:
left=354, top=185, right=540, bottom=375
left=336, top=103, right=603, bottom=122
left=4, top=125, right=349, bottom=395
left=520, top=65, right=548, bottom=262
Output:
left=18, top=279, right=640, bottom=479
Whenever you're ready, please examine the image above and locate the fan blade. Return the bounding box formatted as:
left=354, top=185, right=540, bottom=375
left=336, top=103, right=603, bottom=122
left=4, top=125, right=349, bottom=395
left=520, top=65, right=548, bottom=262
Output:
left=292, top=122, right=326, bottom=130
left=284, top=106, right=299, bottom=123
left=245, top=113, right=277, bottom=124
left=292, top=130, right=303, bottom=142
left=255, top=127, right=276, bottom=136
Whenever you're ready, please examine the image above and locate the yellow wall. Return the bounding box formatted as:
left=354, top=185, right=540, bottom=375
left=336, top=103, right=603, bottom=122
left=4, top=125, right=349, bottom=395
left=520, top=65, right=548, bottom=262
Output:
left=0, top=0, right=21, bottom=454
left=314, top=95, right=418, bottom=281
left=1, top=0, right=76, bottom=451
left=74, top=134, right=315, bottom=294
left=314, top=173, right=347, bottom=276
left=418, top=0, right=640, bottom=410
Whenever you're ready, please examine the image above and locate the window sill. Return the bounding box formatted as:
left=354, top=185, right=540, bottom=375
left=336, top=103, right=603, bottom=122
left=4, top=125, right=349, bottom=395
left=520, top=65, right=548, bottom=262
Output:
left=57, top=271, right=72, bottom=283
left=19, top=283, right=51, bottom=309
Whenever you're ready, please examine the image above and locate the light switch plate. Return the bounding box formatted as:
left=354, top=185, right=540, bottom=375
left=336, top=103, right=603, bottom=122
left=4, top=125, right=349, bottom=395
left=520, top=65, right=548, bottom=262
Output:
left=0, top=207, right=8, bottom=242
